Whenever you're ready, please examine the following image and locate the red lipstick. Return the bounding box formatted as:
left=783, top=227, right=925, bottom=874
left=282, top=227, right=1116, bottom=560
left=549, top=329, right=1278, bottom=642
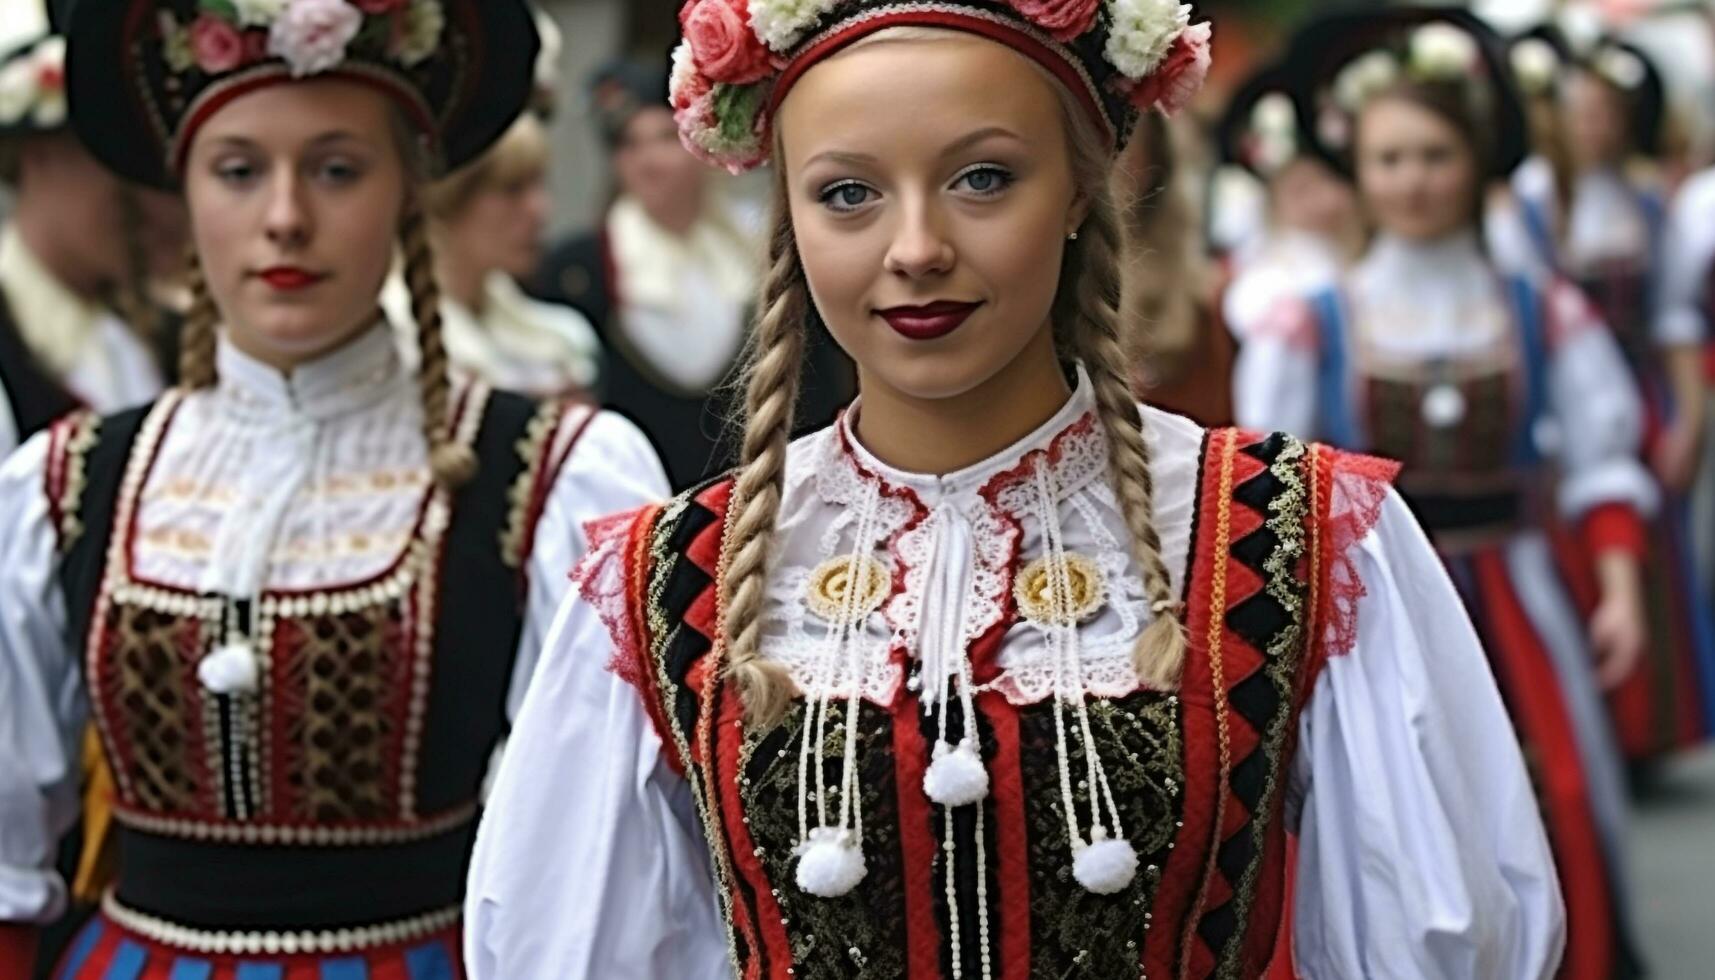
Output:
left=878, top=300, right=981, bottom=341
left=257, top=266, right=326, bottom=291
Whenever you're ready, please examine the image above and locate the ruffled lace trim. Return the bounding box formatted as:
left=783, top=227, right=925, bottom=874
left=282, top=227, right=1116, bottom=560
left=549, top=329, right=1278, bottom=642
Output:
left=1316, top=448, right=1401, bottom=664
left=576, top=507, right=652, bottom=691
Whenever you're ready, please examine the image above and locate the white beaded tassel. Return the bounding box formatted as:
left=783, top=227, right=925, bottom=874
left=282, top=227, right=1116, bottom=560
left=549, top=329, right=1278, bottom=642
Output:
left=198, top=598, right=259, bottom=696
left=794, top=482, right=880, bottom=899
left=1032, top=461, right=1138, bottom=896
left=920, top=515, right=990, bottom=808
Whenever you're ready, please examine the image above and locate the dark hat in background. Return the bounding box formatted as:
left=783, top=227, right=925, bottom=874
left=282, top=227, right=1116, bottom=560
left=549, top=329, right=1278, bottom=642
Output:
left=1217, top=62, right=1309, bottom=179
left=66, top=0, right=540, bottom=190
left=587, top=58, right=668, bottom=149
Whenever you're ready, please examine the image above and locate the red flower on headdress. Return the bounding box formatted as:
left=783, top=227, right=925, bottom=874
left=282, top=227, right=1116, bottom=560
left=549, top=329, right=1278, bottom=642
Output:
left=1009, top=0, right=1100, bottom=43
left=1124, top=21, right=1210, bottom=116
left=189, top=14, right=246, bottom=74
left=681, top=0, right=772, bottom=86
left=354, top=0, right=409, bottom=12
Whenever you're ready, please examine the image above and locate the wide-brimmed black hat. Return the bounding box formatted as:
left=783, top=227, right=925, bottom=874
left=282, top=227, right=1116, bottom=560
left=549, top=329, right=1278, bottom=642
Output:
left=1574, top=35, right=1666, bottom=156
left=1216, top=62, right=1308, bottom=179
left=66, top=0, right=539, bottom=190
left=0, top=0, right=71, bottom=140
left=1284, top=6, right=1528, bottom=181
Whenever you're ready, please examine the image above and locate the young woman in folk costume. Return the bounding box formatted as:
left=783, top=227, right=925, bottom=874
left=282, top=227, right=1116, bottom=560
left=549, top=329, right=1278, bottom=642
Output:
left=0, top=0, right=188, bottom=457
left=1214, top=62, right=1362, bottom=347
left=1239, top=9, right=1651, bottom=978
left=467, top=2, right=1562, bottom=977
left=0, top=0, right=669, bottom=976
left=1493, top=24, right=1715, bottom=763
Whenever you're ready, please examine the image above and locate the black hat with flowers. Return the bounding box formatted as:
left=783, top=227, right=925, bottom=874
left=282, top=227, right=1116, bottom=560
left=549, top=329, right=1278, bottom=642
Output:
left=1510, top=23, right=1665, bottom=157
left=1216, top=62, right=1311, bottom=179
left=0, top=0, right=71, bottom=141
left=1285, top=6, right=1528, bottom=181
left=669, top=0, right=1215, bottom=174
left=65, top=0, right=539, bottom=190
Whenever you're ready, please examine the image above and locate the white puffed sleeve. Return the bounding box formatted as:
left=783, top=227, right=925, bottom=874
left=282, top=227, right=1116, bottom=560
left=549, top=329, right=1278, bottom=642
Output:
left=1232, top=296, right=1320, bottom=440
left=1653, top=169, right=1715, bottom=349
left=465, top=592, right=731, bottom=979
left=1290, top=490, right=1565, bottom=979
left=0, top=433, right=87, bottom=924
left=1542, top=283, right=1659, bottom=520
left=509, top=409, right=670, bottom=720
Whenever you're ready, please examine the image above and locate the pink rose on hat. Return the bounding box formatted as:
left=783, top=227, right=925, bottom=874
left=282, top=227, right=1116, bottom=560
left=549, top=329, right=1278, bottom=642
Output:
left=1009, top=0, right=1100, bottom=43
left=268, top=0, right=364, bottom=78
left=190, top=14, right=246, bottom=74
left=1125, top=20, right=1211, bottom=116
left=681, top=0, right=772, bottom=85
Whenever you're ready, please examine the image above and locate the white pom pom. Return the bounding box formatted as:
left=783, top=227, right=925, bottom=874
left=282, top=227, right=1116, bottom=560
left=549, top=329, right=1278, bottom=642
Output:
left=197, top=641, right=259, bottom=695
left=794, top=827, right=866, bottom=898
left=1072, top=831, right=1139, bottom=895
left=923, top=739, right=989, bottom=807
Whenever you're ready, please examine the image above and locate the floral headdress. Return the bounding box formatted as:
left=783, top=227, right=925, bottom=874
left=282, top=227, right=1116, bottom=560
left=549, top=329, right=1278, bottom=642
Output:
left=0, top=0, right=66, bottom=137
left=669, top=0, right=1214, bottom=174
left=1508, top=20, right=1664, bottom=155
left=65, top=0, right=540, bottom=189
left=1285, top=7, right=1528, bottom=180
left=1216, top=63, right=1305, bottom=179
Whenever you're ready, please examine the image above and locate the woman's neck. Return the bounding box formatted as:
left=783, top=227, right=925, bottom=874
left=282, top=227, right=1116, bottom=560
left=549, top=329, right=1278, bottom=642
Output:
left=435, top=251, right=487, bottom=315
left=852, top=323, right=1072, bottom=475
left=224, top=312, right=381, bottom=376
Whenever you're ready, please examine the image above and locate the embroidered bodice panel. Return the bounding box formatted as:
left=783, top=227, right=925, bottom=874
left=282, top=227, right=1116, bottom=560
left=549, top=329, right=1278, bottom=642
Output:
left=758, top=372, right=1197, bottom=708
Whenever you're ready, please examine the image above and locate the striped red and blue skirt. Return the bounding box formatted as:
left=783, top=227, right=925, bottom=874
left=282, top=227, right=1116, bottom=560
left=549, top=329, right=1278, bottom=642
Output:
left=53, top=914, right=464, bottom=980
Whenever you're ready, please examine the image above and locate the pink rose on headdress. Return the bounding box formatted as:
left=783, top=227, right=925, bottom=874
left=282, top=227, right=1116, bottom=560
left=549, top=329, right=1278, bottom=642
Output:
left=242, top=30, right=270, bottom=63
left=1125, top=21, right=1210, bottom=117
left=681, top=0, right=771, bottom=86
left=668, top=40, right=713, bottom=112
left=190, top=15, right=246, bottom=74
left=268, top=0, right=364, bottom=78
left=1009, top=0, right=1100, bottom=43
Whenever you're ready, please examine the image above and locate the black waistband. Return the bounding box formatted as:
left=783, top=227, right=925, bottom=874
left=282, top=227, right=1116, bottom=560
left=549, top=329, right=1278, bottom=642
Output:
left=114, top=821, right=476, bottom=931
left=1401, top=488, right=1523, bottom=534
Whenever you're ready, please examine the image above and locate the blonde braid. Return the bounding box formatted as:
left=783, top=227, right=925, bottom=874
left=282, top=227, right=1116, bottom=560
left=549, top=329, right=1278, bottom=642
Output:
left=399, top=198, right=477, bottom=488
left=178, top=249, right=219, bottom=389
left=1067, top=190, right=1187, bottom=689
left=722, top=197, right=808, bottom=729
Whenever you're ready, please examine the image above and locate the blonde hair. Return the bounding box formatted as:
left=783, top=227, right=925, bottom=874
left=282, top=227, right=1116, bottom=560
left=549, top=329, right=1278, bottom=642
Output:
left=723, top=27, right=1186, bottom=728
left=423, top=114, right=548, bottom=223
left=175, top=108, right=475, bottom=488
left=1113, top=114, right=1210, bottom=387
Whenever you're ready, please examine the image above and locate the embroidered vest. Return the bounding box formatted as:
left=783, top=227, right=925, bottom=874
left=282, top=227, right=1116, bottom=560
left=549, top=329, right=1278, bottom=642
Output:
left=44, top=385, right=590, bottom=930
left=604, top=429, right=1390, bottom=979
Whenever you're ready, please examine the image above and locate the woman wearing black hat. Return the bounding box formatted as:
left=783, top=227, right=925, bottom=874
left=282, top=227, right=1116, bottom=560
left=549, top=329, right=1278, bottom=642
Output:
left=469, top=2, right=1560, bottom=977
left=0, top=0, right=668, bottom=975
left=1495, top=26, right=1715, bottom=767
left=1240, top=10, right=1650, bottom=978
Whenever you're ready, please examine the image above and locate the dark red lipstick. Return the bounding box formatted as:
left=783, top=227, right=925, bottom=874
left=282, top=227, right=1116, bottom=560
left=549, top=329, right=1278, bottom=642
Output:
left=878, top=300, right=981, bottom=341
left=256, top=266, right=327, bottom=291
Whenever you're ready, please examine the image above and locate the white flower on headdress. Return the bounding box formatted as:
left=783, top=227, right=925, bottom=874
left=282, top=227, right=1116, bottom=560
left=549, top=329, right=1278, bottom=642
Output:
left=267, top=0, right=363, bottom=78
left=1408, top=23, right=1478, bottom=81
left=233, top=0, right=288, bottom=28
left=158, top=11, right=196, bottom=72
left=1104, top=0, right=1193, bottom=80
left=30, top=38, right=64, bottom=127
left=1596, top=47, right=1646, bottom=90
left=395, top=0, right=445, bottom=67
left=0, top=57, right=34, bottom=125
left=668, top=39, right=700, bottom=105
left=1334, top=50, right=1398, bottom=111
left=1511, top=38, right=1559, bottom=95
left=1248, top=92, right=1297, bottom=174
left=747, top=0, right=837, bottom=53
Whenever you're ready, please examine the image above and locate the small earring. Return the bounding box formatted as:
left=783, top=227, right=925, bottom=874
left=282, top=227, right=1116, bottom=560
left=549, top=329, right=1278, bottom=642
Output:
left=1067, top=230, right=1080, bottom=241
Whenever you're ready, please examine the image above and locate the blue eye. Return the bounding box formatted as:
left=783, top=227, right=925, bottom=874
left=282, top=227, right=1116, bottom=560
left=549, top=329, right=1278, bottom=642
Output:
left=953, top=165, right=1013, bottom=196
left=215, top=159, right=259, bottom=186
left=315, top=158, right=364, bottom=185
left=819, top=180, right=876, bottom=212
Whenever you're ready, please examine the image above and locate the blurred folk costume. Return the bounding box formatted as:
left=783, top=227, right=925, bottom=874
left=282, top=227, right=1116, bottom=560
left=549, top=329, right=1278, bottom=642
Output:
left=0, top=1, right=668, bottom=976
left=468, top=3, right=1562, bottom=978
left=1238, top=10, right=1650, bottom=977
left=1492, top=24, right=1715, bottom=761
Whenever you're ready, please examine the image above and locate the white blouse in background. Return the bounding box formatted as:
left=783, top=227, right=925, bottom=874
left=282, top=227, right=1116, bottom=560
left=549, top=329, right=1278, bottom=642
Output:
left=0, top=322, right=670, bottom=924
left=466, top=376, right=1566, bottom=980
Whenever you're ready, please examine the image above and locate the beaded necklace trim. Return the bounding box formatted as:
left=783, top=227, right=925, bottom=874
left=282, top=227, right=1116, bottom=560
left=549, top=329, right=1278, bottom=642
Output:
left=101, top=890, right=461, bottom=956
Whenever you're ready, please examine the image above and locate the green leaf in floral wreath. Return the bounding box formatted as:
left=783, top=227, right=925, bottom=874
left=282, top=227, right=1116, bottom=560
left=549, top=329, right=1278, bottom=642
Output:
left=713, top=82, right=765, bottom=144
left=199, top=0, right=240, bottom=20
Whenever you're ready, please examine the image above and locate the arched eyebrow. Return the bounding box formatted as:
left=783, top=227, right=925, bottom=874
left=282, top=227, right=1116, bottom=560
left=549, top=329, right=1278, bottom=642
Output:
left=198, top=130, right=373, bottom=153
left=804, top=125, right=1025, bottom=169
